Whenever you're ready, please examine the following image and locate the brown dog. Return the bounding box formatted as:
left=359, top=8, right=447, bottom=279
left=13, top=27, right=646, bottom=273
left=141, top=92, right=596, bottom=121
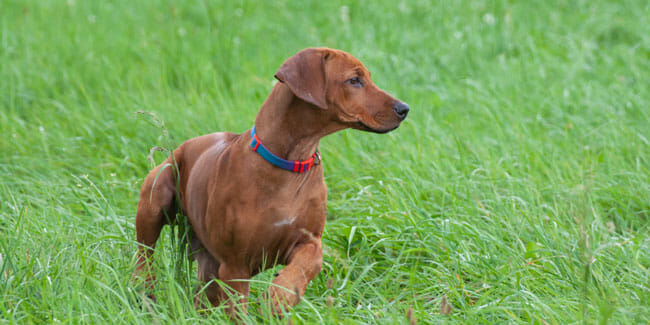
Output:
left=134, top=47, right=409, bottom=315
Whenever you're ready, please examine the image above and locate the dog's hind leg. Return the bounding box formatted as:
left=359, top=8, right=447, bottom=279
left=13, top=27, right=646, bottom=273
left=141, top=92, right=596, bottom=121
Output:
left=134, top=158, right=178, bottom=293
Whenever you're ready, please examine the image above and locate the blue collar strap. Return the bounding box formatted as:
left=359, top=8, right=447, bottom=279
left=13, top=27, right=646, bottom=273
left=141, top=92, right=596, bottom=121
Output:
left=250, top=126, right=320, bottom=173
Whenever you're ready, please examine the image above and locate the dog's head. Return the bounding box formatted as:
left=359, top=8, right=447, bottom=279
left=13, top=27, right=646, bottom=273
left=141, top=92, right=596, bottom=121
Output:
left=274, top=47, right=409, bottom=133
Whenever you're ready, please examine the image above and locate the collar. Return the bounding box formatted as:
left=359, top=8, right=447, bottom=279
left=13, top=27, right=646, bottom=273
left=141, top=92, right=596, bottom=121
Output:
left=250, top=126, right=320, bottom=173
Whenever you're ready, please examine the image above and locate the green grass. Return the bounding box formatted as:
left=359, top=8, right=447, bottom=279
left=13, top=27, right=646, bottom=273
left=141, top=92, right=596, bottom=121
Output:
left=1, top=0, right=649, bottom=323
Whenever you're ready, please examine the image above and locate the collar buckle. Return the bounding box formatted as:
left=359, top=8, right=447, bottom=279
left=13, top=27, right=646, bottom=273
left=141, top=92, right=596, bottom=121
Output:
left=313, top=150, right=321, bottom=165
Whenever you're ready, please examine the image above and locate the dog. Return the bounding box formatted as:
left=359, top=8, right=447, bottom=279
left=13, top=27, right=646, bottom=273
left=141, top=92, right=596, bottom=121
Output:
left=134, top=47, right=409, bottom=315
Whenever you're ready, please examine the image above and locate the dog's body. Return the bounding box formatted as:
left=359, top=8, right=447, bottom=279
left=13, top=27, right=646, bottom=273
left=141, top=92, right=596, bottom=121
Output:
left=135, top=48, right=409, bottom=315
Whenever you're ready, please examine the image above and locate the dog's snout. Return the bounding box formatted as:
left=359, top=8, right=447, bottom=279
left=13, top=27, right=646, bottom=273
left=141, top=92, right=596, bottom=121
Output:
left=393, top=102, right=410, bottom=120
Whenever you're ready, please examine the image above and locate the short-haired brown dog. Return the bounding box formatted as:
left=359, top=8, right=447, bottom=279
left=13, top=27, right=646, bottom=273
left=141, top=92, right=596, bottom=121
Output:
left=134, top=47, right=409, bottom=316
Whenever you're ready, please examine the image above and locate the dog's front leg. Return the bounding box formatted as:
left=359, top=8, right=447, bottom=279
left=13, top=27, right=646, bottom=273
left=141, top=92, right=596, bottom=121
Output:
left=267, top=236, right=323, bottom=315
left=218, top=264, right=251, bottom=317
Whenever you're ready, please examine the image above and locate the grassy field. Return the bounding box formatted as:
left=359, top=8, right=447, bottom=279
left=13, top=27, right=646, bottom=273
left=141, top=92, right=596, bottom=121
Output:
left=1, top=0, right=649, bottom=323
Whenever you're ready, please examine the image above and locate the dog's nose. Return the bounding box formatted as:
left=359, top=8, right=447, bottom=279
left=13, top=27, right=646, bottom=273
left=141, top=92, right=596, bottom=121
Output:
left=393, top=101, right=410, bottom=120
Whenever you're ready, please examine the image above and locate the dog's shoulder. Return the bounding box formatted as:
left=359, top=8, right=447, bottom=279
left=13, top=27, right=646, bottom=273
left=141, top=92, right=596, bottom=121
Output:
left=178, top=131, right=248, bottom=166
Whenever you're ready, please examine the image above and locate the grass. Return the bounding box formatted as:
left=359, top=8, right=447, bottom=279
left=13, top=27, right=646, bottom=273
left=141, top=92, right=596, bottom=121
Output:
left=1, top=0, right=649, bottom=323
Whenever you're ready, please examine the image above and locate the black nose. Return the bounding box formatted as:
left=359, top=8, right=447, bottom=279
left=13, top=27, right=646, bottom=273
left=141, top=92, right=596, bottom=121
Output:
left=393, top=102, right=410, bottom=120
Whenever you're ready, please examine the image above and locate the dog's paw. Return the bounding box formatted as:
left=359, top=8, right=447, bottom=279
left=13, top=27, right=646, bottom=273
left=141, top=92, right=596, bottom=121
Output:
left=267, top=285, right=300, bottom=316
left=134, top=292, right=157, bottom=312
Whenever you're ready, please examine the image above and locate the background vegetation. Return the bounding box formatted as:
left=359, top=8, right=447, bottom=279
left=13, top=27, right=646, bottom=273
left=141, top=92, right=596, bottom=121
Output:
left=1, top=0, right=648, bottom=323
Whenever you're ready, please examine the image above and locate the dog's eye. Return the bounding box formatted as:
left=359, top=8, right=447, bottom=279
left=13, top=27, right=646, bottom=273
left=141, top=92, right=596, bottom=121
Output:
left=346, top=77, right=363, bottom=87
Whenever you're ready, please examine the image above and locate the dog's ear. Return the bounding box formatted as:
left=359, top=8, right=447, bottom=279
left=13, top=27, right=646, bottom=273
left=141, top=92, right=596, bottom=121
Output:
left=274, top=48, right=329, bottom=109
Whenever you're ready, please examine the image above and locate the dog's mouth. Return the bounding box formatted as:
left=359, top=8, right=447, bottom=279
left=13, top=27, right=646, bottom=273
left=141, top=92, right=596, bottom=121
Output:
left=339, top=109, right=402, bottom=134
left=355, top=121, right=400, bottom=134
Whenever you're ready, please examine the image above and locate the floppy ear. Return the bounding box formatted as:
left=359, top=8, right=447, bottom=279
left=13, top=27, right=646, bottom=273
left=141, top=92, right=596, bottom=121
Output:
left=274, top=48, right=329, bottom=109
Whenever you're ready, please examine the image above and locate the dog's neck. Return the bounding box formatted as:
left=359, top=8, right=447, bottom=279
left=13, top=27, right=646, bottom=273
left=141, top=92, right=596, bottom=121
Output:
left=253, top=83, right=342, bottom=161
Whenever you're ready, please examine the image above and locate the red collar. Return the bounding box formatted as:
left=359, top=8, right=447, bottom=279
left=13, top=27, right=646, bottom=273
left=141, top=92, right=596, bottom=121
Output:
left=250, top=126, right=320, bottom=173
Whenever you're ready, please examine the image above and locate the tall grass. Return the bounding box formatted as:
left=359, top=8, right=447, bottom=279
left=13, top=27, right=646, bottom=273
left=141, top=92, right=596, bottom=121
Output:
left=1, top=0, right=648, bottom=323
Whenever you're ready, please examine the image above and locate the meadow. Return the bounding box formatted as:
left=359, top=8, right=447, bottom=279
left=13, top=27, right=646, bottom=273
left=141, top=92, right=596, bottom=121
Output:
left=1, top=0, right=649, bottom=323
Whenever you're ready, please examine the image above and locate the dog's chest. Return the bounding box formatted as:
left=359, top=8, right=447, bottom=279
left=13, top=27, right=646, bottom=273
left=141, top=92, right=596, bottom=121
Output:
left=256, top=202, right=325, bottom=263
left=262, top=189, right=327, bottom=231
